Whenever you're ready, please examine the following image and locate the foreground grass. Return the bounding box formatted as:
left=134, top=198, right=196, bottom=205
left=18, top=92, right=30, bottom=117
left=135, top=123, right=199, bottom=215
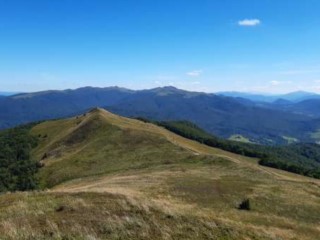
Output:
left=54, top=160, right=320, bottom=240
left=1, top=167, right=319, bottom=240
left=0, top=191, right=276, bottom=240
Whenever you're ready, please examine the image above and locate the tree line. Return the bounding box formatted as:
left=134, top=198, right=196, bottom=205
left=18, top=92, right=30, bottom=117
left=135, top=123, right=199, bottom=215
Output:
left=136, top=118, right=320, bottom=179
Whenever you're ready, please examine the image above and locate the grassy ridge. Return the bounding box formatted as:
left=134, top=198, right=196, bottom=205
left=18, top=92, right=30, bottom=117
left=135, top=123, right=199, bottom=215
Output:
left=31, top=110, right=221, bottom=188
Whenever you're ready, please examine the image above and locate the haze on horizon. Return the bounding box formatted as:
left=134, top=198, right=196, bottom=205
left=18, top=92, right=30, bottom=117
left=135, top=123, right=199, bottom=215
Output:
left=1, top=0, right=320, bottom=94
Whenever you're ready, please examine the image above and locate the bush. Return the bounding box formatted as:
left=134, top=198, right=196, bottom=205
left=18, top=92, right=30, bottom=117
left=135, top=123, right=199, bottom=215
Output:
left=238, top=199, right=251, bottom=211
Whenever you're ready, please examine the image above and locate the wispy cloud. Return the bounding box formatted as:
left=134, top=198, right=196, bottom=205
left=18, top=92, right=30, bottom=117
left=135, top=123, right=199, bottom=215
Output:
left=187, top=70, right=203, bottom=77
left=191, top=81, right=201, bottom=85
left=271, top=80, right=292, bottom=85
left=238, top=19, right=261, bottom=27
left=279, top=69, right=320, bottom=75
left=270, top=80, right=280, bottom=86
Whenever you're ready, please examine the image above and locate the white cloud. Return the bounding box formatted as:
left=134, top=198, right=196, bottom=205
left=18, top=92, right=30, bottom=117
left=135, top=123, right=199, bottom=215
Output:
left=238, top=19, right=261, bottom=27
left=187, top=70, right=203, bottom=77
left=191, top=81, right=201, bottom=85
left=270, top=80, right=292, bottom=86
left=270, top=80, right=280, bottom=86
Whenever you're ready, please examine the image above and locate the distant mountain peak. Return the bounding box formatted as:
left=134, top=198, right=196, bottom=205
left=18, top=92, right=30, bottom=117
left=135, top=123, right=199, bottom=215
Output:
left=152, top=86, right=179, bottom=91
left=149, top=86, right=183, bottom=95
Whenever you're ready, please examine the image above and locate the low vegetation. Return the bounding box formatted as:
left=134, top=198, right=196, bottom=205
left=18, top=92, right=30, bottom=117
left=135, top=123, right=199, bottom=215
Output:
left=0, top=191, right=288, bottom=240
left=238, top=199, right=251, bottom=211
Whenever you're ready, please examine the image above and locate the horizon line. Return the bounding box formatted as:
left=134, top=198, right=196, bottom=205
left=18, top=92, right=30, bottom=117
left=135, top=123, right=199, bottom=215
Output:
left=1, top=85, right=319, bottom=96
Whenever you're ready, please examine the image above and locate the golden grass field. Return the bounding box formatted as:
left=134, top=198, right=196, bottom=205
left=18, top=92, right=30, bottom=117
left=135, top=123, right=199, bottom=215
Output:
left=0, top=108, right=319, bottom=239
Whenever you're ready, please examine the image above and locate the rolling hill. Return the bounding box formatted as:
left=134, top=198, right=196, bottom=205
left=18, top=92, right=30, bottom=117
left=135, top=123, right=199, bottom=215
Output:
left=1, top=86, right=319, bottom=145
left=0, top=108, right=319, bottom=239
left=280, top=99, right=320, bottom=117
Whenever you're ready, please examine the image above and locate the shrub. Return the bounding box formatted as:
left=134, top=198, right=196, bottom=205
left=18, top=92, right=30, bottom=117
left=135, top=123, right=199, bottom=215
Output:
left=238, top=199, right=251, bottom=211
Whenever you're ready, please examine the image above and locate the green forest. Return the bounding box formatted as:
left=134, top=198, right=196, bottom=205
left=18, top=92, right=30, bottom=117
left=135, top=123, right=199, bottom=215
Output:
left=0, top=124, right=40, bottom=192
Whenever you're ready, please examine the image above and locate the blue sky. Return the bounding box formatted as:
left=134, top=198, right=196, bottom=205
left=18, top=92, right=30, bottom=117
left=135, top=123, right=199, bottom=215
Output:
left=1, top=0, right=320, bottom=93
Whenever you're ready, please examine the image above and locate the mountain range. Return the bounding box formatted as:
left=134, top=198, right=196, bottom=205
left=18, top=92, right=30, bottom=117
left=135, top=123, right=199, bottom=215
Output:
left=1, top=86, right=319, bottom=145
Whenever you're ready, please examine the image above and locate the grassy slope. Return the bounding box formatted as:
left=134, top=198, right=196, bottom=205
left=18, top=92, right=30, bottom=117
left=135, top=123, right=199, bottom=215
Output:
left=228, top=134, right=254, bottom=144
left=0, top=108, right=319, bottom=239
left=311, top=129, right=320, bottom=143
